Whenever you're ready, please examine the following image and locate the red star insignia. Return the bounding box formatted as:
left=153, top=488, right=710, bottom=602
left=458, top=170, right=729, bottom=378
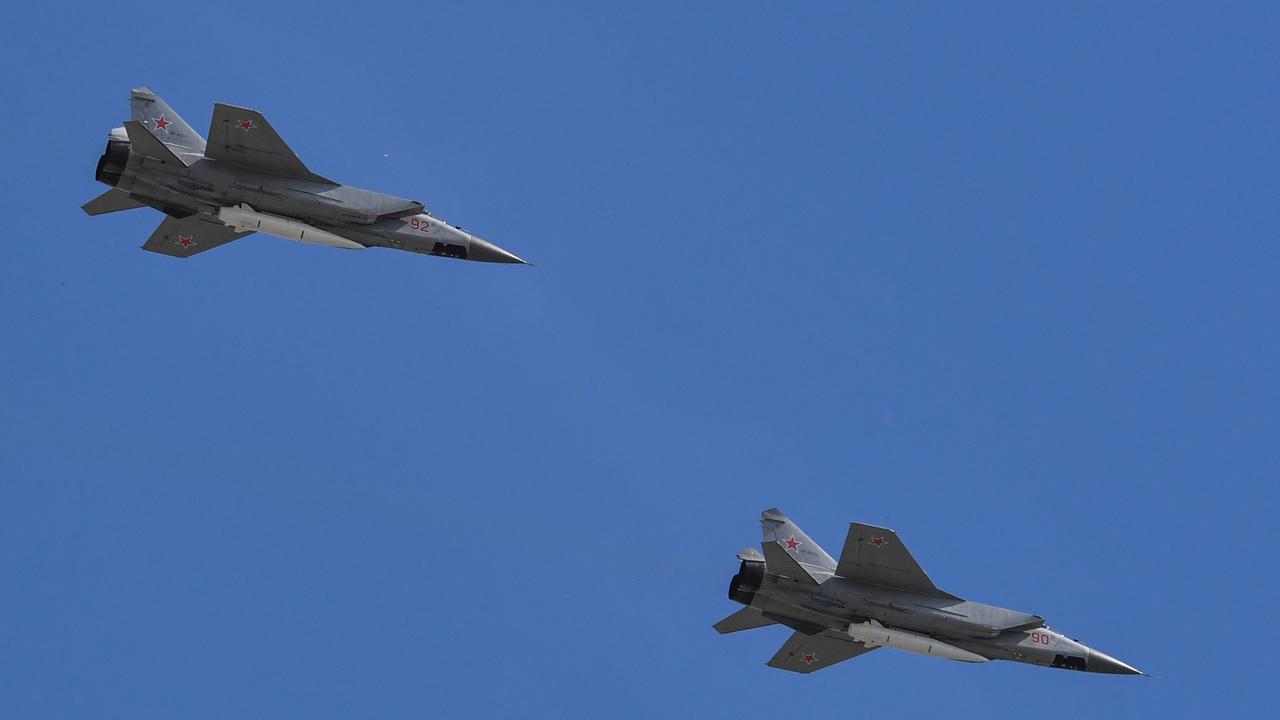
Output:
left=153, top=115, right=171, bottom=131
left=800, top=653, right=818, bottom=665
left=238, top=119, right=255, bottom=131
left=177, top=235, right=195, bottom=248
left=870, top=536, right=886, bottom=547
left=784, top=536, right=800, bottom=551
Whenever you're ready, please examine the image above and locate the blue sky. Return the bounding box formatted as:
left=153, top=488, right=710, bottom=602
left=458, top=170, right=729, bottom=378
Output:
left=1, top=1, right=1277, bottom=717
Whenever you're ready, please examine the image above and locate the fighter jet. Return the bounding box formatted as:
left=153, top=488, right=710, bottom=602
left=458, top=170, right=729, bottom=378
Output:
left=714, top=508, right=1144, bottom=676
left=82, top=87, right=528, bottom=264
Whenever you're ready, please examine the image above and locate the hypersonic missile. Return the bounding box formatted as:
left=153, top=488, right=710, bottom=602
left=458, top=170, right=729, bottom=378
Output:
left=845, top=620, right=988, bottom=663
left=217, top=204, right=363, bottom=249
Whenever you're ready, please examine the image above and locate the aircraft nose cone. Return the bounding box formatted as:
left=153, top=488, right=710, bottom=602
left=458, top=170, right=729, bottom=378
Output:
left=468, top=235, right=529, bottom=264
left=1088, top=649, right=1143, bottom=675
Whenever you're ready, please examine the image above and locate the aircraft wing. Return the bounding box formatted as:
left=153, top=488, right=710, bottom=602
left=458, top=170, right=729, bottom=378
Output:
left=205, top=103, right=331, bottom=182
left=141, top=214, right=252, bottom=258
left=835, top=523, right=956, bottom=598
left=767, top=629, right=878, bottom=673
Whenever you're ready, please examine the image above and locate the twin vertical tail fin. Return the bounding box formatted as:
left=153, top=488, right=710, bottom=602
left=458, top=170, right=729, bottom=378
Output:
left=129, top=86, right=206, bottom=164
left=84, top=88, right=205, bottom=215
left=123, top=121, right=184, bottom=165
left=711, top=509, right=838, bottom=639
left=761, top=508, right=836, bottom=584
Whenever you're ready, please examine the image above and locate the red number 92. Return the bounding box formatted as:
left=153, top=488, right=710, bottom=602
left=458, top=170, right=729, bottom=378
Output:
left=409, top=218, right=430, bottom=232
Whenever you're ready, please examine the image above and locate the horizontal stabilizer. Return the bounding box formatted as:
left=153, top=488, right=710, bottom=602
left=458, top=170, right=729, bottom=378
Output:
left=713, top=607, right=777, bottom=634
left=124, top=121, right=184, bottom=166
left=82, top=188, right=144, bottom=216
left=767, top=630, right=877, bottom=673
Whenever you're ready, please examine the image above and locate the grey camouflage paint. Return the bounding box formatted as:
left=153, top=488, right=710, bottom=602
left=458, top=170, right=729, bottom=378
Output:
left=715, top=508, right=1144, bottom=676
left=84, top=87, right=528, bottom=264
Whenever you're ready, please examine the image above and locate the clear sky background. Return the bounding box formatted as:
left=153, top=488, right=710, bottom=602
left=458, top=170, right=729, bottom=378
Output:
left=1, top=1, right=1276, bottom=717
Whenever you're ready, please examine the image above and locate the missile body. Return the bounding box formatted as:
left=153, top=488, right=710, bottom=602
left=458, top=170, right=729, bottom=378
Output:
left=847, top=620, right=989, bottom=663
left=218, top=204, right=364, bottom=249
